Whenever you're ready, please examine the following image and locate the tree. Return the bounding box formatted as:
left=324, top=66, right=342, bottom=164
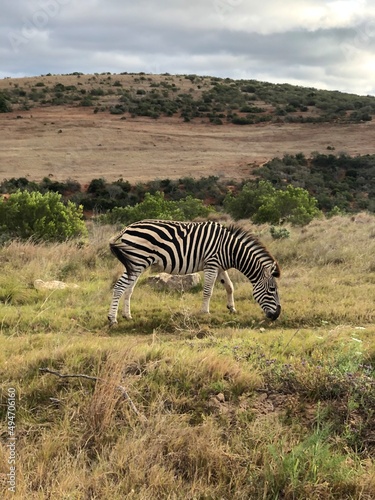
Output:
left=0, top=191, right=87, bottom=242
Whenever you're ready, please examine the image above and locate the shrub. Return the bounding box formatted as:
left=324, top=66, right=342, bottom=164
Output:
left=110, top=105, right=125, bottom=115
left=87, top=178, right=108, bottom=196
left=99, top=192, right=214, bottom=225
left=176, top=195, right=213, bottom=220
left=224, top=181, right=321, bottom=225
left=0, top=177, right=37, bottom=193
left=0, top=190, right=87, bottom=242
left=224, top=181, right=274, bottom=220
left=270, top=226, right=290, bottom=239
left=99, top=192, right=181, bottom=225
left=80, top=96, right=93, bottom=107
left=231, top=116, right=254, bottom=125
left=0, top=92, right=12, bottom=112
left=255, top=184, right=322, bottom=225
left=327, top=206, right=345, bottom=217
left=90, top=88, right=105, bottom=96
left=40, top=177, right=81, bottom=195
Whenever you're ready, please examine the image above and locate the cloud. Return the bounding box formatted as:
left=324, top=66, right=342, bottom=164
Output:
left=1, top=0, right=374, bottom=95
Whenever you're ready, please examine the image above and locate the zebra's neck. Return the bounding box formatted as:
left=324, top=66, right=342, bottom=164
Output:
left=224, top=229, right=274, bottom=281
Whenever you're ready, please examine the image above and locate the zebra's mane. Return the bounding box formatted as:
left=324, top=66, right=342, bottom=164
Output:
left=226, top=223, right=280, bottom=275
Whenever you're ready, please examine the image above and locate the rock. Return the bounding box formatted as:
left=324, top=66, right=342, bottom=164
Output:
left=34, top=279, right=79, bottom=290
left=216, top=392, right=225, bottom=403
left=146, top=272, right=200, bottom=292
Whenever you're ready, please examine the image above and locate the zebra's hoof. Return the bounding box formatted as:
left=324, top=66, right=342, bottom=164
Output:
left=108, top=317, right=118, bottom=327
left=227, top=305, right=237, bottom=314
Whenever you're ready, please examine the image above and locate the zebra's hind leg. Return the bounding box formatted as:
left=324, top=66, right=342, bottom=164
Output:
left=108, top=278, right=124, bottom=326
left=108, top=272, right=139, bottom=325
left=218, top=270, right=237, bottom=314
left=122, top=275, right=139, bottom=320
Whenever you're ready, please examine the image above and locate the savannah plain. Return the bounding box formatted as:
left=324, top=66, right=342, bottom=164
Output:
left=0, top=73, right=375, bottom=499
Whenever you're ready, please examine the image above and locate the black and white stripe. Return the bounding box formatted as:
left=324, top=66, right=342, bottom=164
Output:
left=108, top=219, right=281, bottom=324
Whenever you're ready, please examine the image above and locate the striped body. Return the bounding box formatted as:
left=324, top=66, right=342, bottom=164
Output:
left=108, top=219, right=281, bottom=324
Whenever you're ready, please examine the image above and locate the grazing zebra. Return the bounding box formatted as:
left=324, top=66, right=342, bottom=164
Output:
left=108, top=219, right=281, bottom=325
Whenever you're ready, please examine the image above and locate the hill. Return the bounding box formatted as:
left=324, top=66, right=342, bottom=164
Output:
left=1, top=73, right=375, bottom=184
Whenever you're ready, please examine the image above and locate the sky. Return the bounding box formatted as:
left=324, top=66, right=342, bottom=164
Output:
left=1, top=0, right=375, bottom=95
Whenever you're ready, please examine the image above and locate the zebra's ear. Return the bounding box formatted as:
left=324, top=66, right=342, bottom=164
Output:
left=269, top=261, right=280, bottom=278
left=266, top=260, right=280, bottom=278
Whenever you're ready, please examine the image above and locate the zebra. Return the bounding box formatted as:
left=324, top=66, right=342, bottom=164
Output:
left=108, top=219, right=281, bottom=325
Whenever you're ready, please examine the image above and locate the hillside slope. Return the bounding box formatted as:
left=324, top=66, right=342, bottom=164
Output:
left=1, top=73, right=375, bottom=183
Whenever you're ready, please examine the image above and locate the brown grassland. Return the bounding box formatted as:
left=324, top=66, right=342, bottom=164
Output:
left=1, top=73, right=375, bottom=499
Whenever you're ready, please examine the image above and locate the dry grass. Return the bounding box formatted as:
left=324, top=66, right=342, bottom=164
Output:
left=1, top=214, right=375, bottom=498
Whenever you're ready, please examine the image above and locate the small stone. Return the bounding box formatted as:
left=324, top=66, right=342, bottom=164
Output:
left=34, top=279, right=79, bottom=290
left=147, top=272, right=200, bottom=292
left=216, top=393, right=225, bottom=403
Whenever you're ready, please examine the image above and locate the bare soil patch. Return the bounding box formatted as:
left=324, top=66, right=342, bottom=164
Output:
left=1, top=106, right=375, bottom=184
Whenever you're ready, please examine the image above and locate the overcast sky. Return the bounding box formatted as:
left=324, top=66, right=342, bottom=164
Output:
left=1, top=0, right=375, bottom=95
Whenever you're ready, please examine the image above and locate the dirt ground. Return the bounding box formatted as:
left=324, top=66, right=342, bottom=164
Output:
left=1, top=106, right=375, bottom=184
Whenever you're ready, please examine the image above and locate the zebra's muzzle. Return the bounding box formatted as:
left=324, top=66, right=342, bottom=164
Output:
left=266, top=305, right=281, bottom=321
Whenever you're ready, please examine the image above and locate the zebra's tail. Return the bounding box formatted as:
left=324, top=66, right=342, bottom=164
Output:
left=109, top=235, right=136, bottom=278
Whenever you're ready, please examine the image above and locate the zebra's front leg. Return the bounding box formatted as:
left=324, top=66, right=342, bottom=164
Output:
left=218, top=270, right=237, bottom=314
left=201, top=268, right=218, bottom=314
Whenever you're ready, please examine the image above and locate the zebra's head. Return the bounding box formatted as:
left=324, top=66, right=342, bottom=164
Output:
left=252, top=261, right=281, bottom=320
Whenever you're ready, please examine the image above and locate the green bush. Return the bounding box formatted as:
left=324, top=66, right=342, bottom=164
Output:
left=0, top=92, right=12, bottom=113
left=256, top=184, right=321, bottom=225
left=0, top=191, right=88, bottom=242
left=224, top=181, right=274, bottom=220
left=224, top=181, right=321, bottom=225
left=99, top=192, right=213, bottom=225
left=270, top=226, right=290, bottom=239
left=176, top=195, right=213, bottom=220
left=231, top=116, right=254, bottom=125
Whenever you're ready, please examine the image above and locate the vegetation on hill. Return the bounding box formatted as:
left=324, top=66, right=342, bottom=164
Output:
left=258, top=152, right=375, bottom=213
left=0, top=216, right=375, bottom=498
left=1, top=72, right=375, bottom=124
left=1, top=153, right=374, bottom=224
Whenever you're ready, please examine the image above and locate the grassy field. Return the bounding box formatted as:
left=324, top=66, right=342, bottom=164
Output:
left=1, top=215, right=375, bottom=499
